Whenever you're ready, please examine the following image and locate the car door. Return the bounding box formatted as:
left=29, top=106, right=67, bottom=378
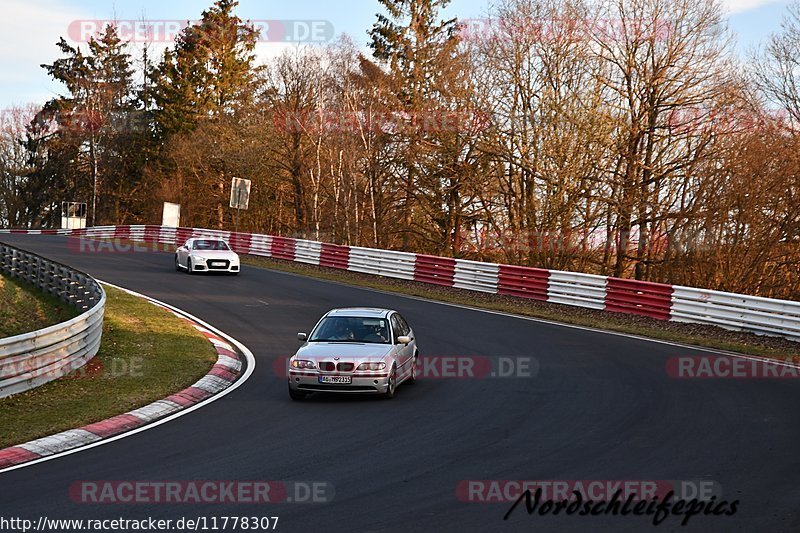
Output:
left=396, top=313, right=416, bottom=368
left=396, top=313, right=415, bottom=352
left=177, top=240, right=191, bottom=266
left=390, top=313, right=414, bottom=379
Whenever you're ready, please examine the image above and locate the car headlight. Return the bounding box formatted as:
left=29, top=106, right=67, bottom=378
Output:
left=291, top=359, right=316, bottom=369
left=193, top=255, right=206, bottom=262
left=357, top=362, right=386, bottom=371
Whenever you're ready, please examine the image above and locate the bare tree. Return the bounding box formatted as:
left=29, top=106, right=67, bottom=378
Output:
left=754, top=2, right=800, bottom=129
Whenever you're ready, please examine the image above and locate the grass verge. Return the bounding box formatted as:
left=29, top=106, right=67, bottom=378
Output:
left=0, top=274, right=78, bottom=337
left=0, top=285, right=218, bottom=449
left=240, top=255, right=800, bottom=360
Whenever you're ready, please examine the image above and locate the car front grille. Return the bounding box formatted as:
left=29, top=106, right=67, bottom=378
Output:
left=318, top=362, right=355, bottom=372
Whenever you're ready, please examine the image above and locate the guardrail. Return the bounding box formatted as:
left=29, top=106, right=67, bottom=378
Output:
left=0, top=243, right=105, bottom=398
left=3, top=225, right=799, bottom=342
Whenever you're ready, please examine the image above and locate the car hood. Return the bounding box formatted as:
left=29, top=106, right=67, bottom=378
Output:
left=190, top=250, right=239, bottom=260
left=295, top=342, right=394, bottom=361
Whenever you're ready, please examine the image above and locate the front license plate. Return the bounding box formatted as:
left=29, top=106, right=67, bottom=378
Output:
left=210, top=261, right=226, bottom=267
left=319, top=375, right=352, bottom=384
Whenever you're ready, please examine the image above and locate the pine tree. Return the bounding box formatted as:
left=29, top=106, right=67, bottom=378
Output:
left=149, top=0, right=259, bottom=137
left=369, top=0, right=458, bottom=106
left=368, top=0, right=460, bottom=249
left=40, top=25, right=138, bottom=225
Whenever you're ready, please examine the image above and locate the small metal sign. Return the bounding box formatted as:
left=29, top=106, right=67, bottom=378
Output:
left=230, top=178, right=251, bottom=210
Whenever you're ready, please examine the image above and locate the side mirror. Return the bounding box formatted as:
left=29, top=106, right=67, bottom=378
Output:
left=297, top=332, right=308, bottom=341
left=397, top=335, right=411, bottom=345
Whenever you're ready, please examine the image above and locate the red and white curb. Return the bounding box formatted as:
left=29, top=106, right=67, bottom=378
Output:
left=0, top=282, right=254, bottom=473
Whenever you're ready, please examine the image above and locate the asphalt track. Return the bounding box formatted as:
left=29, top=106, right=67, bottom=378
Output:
left=0, top=234, right=799, bottom=533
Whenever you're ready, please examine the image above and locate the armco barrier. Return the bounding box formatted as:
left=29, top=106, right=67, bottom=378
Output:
left=605, top=278, right=674, bottom=321
left=498, top=264, right=550, bottom=301
left=249, top=234, right=272, bottom=256
left=546, top=271, right=607, bottom=310
left=294, top=240, right=322, bottom=265
left=414, top=255, right=455, bottom=287
left=0, top=286, right=248, bottom=470
left=2, top=226, right=800, bottom=342
left=349, top=246, right=416, bottom=280
left=320, top=243, right=350, bottom=269
left=229, top=232, right=252, bottom=254
left=453, top=259, right=499, bottom=293
left=671, top=286, right=800, bottom=339
left=0, top=243, right=105, bottom=398
left=271, top=236, right=295, bottom=261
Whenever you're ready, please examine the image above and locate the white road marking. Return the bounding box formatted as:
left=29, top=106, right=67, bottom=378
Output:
left=0, top=281, right=256, bottom=475
left=267, top=268, right=800, bottom=370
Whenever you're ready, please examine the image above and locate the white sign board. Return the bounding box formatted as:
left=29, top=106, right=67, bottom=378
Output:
left=162, top=202, right=181, bottom=228
left=61, top=202, right=87, bottom=229
left=230, top=178, right=251, bottom=210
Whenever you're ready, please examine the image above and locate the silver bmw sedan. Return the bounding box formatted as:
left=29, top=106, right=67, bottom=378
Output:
left=288, top=308, right=419, bottom=400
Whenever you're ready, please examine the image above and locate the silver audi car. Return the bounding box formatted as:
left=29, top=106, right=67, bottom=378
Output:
left=288, top=308, right=419, bottom=400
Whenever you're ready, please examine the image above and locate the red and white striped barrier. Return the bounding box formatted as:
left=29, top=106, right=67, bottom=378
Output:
left=0, top=286, right=247, bottom=470
left=2, top=225, right=799, bottom=341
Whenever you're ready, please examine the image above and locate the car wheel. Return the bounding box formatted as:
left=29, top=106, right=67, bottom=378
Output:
left=174, top=255, right=181, bottom=271
left=289, top=387, right=306, bottom=401
left=383, top=364, right=397, bottom=399
left=187, top=259, right=194, bottom=274
left=409, top=353, right=418, bottom=385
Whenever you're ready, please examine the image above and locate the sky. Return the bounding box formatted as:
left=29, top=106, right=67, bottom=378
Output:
left=0, top=0, right=793, bottom=111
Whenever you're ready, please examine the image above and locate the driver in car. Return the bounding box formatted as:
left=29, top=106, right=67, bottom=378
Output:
left=329, top=320, right=356, bottom=341
left=359, top=321, right=388, bottom=343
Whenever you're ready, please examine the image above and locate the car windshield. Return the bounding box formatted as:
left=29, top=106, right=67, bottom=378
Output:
left=309, top=317, right=390, bottom=344
left=192, top=240, right=229, bottom=251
